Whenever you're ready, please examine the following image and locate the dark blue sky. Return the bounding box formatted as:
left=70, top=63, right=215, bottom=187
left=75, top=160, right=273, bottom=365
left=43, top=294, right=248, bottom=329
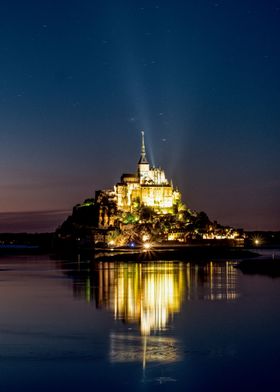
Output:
left=1, top=0, right=280, bottom=232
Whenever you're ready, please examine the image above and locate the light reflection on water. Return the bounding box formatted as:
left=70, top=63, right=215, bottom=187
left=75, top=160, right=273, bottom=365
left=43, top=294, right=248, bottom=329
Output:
left=74, top=261, right=239, bottom=324
left=2, top=255, right=280, bottom=391
left=69, top=260, right=239, bottom=368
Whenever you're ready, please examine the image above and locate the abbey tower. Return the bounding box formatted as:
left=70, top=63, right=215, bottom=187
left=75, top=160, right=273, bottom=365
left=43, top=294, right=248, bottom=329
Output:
left=115, top=131, right=181, bottom=212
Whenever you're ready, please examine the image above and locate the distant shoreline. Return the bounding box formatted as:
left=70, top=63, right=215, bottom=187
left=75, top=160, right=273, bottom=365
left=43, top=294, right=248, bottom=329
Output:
left=0, top=243, right=259, bottom=260
left=92, top=246, right=259, bottom=262
left=0, top=231, right=280, bottom=262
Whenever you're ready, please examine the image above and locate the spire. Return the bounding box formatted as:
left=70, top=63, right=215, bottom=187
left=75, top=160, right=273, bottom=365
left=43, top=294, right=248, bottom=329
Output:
left=141, top=130, right=146, bottom=156
left=138, top=130, right=149, bottom=164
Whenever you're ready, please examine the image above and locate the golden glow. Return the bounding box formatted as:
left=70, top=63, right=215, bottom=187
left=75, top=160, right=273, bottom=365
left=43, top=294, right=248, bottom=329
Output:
left=115, top=138, right=182, bottom=213
left=93, top=261, right=239, bottom=332
left=142, top=234, right=150, bottom=242
left=95, top=262, right=185, bottom=336
left=108, top=263, right=185, bottom=367
left=140, top=264, right=181, bottom=335
left=73, top=261, right=240, bottom=368
left=252, top=234, right=263, bottom=246
left=143, top=242, right=152, bottom=250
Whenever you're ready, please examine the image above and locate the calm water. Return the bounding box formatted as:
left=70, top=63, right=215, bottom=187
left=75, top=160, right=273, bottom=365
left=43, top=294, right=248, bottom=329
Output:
left=0, top=255, right=280, bottom=392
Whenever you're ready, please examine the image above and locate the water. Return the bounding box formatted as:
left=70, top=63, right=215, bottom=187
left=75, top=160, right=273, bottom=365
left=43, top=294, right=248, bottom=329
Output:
left=0, top=255, right=279, bottom=391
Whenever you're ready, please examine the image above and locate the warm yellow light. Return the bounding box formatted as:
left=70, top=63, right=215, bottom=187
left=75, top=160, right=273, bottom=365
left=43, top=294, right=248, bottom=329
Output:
left=143, top=242, right=151, bottom=250
left=252, top=235, right=262, bottom=246
left=142, top=234, right=150, bottom=242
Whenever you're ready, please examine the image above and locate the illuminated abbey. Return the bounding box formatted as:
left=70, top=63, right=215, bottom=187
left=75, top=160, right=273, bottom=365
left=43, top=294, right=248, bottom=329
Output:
left=57, top=130, right=244, bottom=246
left=115, top=131, right=181, bottom=213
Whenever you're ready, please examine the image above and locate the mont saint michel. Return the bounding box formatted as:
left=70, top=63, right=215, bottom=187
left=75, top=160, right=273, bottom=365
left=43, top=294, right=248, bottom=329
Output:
left=1, top=1, right=280, bottom=392
left=57, top=131, right=244, bottom=249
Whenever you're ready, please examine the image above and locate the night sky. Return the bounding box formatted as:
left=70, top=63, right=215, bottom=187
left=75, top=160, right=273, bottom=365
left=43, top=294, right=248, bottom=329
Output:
left=1, top=0, right=280, bottom=232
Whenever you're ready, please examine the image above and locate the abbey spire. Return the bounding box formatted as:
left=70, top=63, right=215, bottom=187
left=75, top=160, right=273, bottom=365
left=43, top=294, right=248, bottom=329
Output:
left=138, top=130, right=149, bottom=164
left=115, top=130, right=181, bottom=211
left=138, top=130, right=150, bottom=181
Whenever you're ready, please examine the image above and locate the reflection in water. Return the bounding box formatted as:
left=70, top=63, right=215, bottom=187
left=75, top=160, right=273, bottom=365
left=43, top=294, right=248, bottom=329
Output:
left=100, top=262, right=184, bottom=335
left=72, top=261, right=239, bottom=328
left=110, top=333, right=180, bottom=369
left=67, top=260, right=239, bottom=369
left=74, top=261, right=239, bottom=326
left=96, top=262, right=186, bottom=368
